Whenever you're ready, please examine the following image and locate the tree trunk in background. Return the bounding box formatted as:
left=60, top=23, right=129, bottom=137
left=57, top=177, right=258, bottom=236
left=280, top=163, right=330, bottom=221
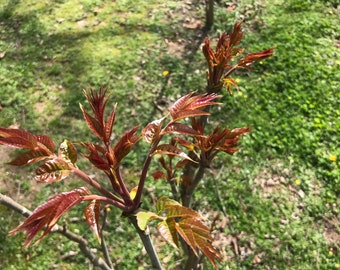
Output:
left=205, top=0, right=214, bottom=30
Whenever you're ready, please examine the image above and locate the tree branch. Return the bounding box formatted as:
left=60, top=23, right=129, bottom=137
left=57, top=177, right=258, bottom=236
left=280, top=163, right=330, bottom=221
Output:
left=129, top=215, right=163, bottom=269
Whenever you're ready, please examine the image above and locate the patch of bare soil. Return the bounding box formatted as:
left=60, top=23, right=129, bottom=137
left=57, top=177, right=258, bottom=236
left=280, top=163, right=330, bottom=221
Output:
left=0, top=145, right=43, bottom=208
left=323, top=216, right=340, bottom=245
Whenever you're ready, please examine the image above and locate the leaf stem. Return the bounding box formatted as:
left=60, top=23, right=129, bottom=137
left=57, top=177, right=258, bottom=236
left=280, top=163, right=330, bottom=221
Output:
left=71, top=166, right=124, bottom=205
left=82, top=195, right=129, bottom=211
left=114, top=168, right=134, bottom=207
left=133, top=136, right=162, bottom=207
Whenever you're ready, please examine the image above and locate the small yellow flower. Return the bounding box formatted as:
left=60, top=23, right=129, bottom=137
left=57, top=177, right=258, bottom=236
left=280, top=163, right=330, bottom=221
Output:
left=335, top=263, right=339, bottom=268
left=162, top=70, right=169, bottom=76
left=329, top=155, right=337, bottom=162
left=259, top=61, right=263, bottom=64
left=235, top=78, right=241, bottom=83
left=329, top=250, right=333, bottom=256
left=295, top=179, right=301, bottom=185
left=237, top=91, right=243, bottom=96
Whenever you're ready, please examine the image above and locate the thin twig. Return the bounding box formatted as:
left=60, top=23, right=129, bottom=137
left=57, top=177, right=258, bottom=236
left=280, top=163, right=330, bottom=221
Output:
left=100, top=207, right=113, bottom=269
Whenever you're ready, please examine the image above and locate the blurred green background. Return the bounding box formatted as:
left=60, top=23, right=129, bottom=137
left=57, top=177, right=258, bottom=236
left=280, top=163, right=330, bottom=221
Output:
left=0, top=0, right=339, bottom=269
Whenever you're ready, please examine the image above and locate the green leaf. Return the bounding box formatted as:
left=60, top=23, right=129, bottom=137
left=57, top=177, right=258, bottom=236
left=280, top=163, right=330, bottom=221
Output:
left=58, top=139, right=77, bottom=164
left=136, top=210, right=161, bottom=231
left=156, top=196, right=181, bottom=214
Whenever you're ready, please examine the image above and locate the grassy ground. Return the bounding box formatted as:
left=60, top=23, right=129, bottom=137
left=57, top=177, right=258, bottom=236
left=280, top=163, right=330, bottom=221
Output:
left=0, top=0, right=339, bottom=269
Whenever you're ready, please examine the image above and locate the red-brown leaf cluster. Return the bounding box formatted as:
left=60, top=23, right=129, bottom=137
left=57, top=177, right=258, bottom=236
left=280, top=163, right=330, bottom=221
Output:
left=9, top=187, right=90, bottom=247
left=202, top=22, right=273, bottom=93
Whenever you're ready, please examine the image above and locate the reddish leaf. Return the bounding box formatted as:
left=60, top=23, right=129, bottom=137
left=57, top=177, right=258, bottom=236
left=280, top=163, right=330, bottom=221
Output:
left=83, top=87, right=109, bottom=126
left=230, top=127, right=251, bottom=137
left=113, top=126, right=140, bottom=164
left=104, top=103, right=117, bottom=143
left=152, top=144, right=196, bottom=163
left=58, top=139, right=77, bottom=164
left=0, top=136, right=36, bottom=150
left=80, top=104, right=104, bottom=140
left=36, top=135, right=56, bottom=153
left=175, top=219, right=198, bottom=256
left=84, top=200, right=101, bottom=244
left=173, top=109, right=210, bottom=121
left=35, top=159, right=71, bottom=183
left=163, top=204, right=201, bottom=219
left=202, top=22, right=273, bottom=95
left=82, top=143, right=110, bottom=170
left=200, top=126, right=250, bottom=157
left=178, top=217, right=221, bottom=268
left=142, top=118, right=164, bottom=144
left=82, top=88, right=118, bottom=144
left=175, top=159, right=190, bottom=169
left=9, top=187, right=90, bottom=247
left=228, top=21, right=244, bottom=48
left=162, top=123, right=202, bottom=137
left=0, top=128, right=38, bottom=149
left=7, top=150, right=52, bottom=166
left=0, top=128, right=37, bottom=142
left=238, top=48, right=274, bottom=69
left=152, top=170, right=167, bottom=181
left=169, top=92, right=220, bottom=121
left=175, top=137, right=197, bottom=151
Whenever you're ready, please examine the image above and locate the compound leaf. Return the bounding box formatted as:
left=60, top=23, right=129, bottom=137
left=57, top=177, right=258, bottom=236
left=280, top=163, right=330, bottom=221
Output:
left=9, top=187, right=90, bottom=247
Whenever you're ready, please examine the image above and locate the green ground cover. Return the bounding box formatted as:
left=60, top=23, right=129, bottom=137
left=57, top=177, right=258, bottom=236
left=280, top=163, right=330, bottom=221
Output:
left=0, top=0, right=339, bottom=269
